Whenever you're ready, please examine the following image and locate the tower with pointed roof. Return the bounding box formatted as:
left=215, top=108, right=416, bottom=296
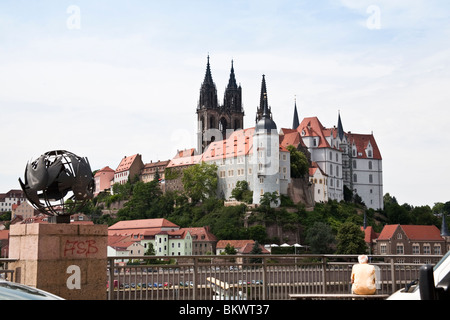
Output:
left=252, top=75, right=280, bottom=206
left=197, top=56, right=244, bottom=153
left=292, top=98, right=300, bottom=129
left=255, top=75, right=273, bottom=122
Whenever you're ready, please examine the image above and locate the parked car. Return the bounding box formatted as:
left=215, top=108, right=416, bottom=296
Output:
left=388, top=250, right=450, bottom=300
left=0, top=280, right=64, bottom=300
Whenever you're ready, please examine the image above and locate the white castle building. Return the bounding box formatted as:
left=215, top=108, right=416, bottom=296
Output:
left=167, top=57, right=383, bottom=210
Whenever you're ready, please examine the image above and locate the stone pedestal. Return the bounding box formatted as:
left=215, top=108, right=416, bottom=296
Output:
left=9, top=223, right=108, bottom=300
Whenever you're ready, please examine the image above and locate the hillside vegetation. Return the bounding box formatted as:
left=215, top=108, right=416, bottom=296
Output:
left=86, top=164, right=449, bottom=254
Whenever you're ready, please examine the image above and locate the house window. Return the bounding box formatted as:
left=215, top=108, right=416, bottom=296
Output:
left=380, top=244, right=387, bottom=254
left=434, top=245, right=441, bottom=255
left=369, top=174, right=373, bottom=183
left=412, top=244, right=420, bottom=254
left=396, top=244, right=404, bottom=254
left=423, top=245, right=431, bottom=254
left=353, top=174, right=357, bottom=183
left=369, top=161, right=372, bottom=170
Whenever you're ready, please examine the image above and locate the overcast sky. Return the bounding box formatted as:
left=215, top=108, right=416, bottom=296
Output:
left=1, top=0, right=449, bottom=208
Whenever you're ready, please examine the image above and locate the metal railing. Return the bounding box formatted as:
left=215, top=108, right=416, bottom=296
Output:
left=0, top=258, right=17, bottom=282
left=106, top=254, right=443, bottom=300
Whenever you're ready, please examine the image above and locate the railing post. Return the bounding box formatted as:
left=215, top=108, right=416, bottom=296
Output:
left=193, top=256, right=198, bottom=300
left=322, top=257, right=328, bottom=294
left=262, top=256, right=267, bottom=300
left=107, top=258, right=114, bottom=300
left=390, top=258, right=396, bottom=293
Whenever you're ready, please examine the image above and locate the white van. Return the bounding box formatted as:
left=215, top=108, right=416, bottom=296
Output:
left=388, top=251, right=450, bottom=300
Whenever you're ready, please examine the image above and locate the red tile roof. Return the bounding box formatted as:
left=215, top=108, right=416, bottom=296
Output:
left=347, top=132, right=382, bottom=160
left=115, top=154, right=140, bottom=173
left=216, top=240, right=270, bottom=254
left=297, top=117, right=331, bottom=148
left=361, top=226, right=379, bottom=243
left=0, top=230, right=9, bottom=241
left=108, top=218, right=180, bottom=236
left=181, top=227, right=217, bottom=242
left=94, top=166, right=115, bottom=177
left=377, top=224, right=443, bottom=241
left=280, top=128, right=307, bottom=150
left=168, top=127, right=291, bottom=169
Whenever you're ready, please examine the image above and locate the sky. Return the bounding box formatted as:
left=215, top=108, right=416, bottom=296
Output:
left=0, top=0, right=449, bottom=208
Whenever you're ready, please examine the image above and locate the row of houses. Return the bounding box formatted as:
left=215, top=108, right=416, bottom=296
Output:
left=94, top=157, right=170, bottom=196
left=107, top=218, right=450, bottom=264
left=1, top=213, right=449, bottom=263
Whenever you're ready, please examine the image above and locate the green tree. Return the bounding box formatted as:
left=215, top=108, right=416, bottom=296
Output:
left=250, top=241, right=263, bottom=263
left=260, top=192, right=279, bottom=209
left=231, top=180, right=253, bottom=203
left=247, top=225, right=267, bottom=244
left=116, top=180, right=162, bottom=220
left=182, top=162, right=218, bottom=203
left=305, top=222, right=335, bottom=254
left=287, top=145, right=309, bottom=178
left=223, top=243, right=237, bottom=255
left=336, top=222, right=367, bottom=254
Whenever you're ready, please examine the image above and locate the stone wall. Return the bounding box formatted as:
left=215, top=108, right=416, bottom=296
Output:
left=9, top=223, right=108, bottom=300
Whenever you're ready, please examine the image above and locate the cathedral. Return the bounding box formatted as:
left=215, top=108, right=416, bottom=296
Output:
left=196, top=56, right=244, bottom=153
left=168, top=56, right=384, bottom=210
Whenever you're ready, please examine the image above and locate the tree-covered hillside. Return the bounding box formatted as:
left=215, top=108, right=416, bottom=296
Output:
left=86, top=163, right=449, bottom=254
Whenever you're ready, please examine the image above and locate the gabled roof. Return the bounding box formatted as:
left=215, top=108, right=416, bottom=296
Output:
left=142, top=160, right=170, bottom=169
left=279, top=128, right=307, bottom=150
left=297, top=117, right=331, bottom=148
left=347, top=132, right=382, bottom=160
left=95, top=166, right=115, bottom=177
left=181, top=227, right=217, bottom=242
left=309, top=161, right=327, bottom=177
left=109, top=218, right=179, bottom=233
left=377, top=224, right=443, bottom=241
left=216, top=239, right=269, bottom=254
left=115, top=154, right=140, bottom=173
left=361, top=226, right=379, bottom=243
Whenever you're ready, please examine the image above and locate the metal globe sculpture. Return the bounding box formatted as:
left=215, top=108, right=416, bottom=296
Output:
left=19, top=150, right=94, bottom=223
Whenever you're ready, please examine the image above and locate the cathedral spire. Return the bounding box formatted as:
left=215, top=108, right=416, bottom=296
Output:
left=227, top=60, right=238, bottom=89
left=198, top=55, right=218, bottom=110
left=223, top=59, right=243, bottom=113
left=292, top=98, right=299, bottom=129
left=203, top=55, right=214, bottom=87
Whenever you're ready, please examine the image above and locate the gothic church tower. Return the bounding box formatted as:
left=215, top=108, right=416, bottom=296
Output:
left=197, top=56, right=244, bottom=153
